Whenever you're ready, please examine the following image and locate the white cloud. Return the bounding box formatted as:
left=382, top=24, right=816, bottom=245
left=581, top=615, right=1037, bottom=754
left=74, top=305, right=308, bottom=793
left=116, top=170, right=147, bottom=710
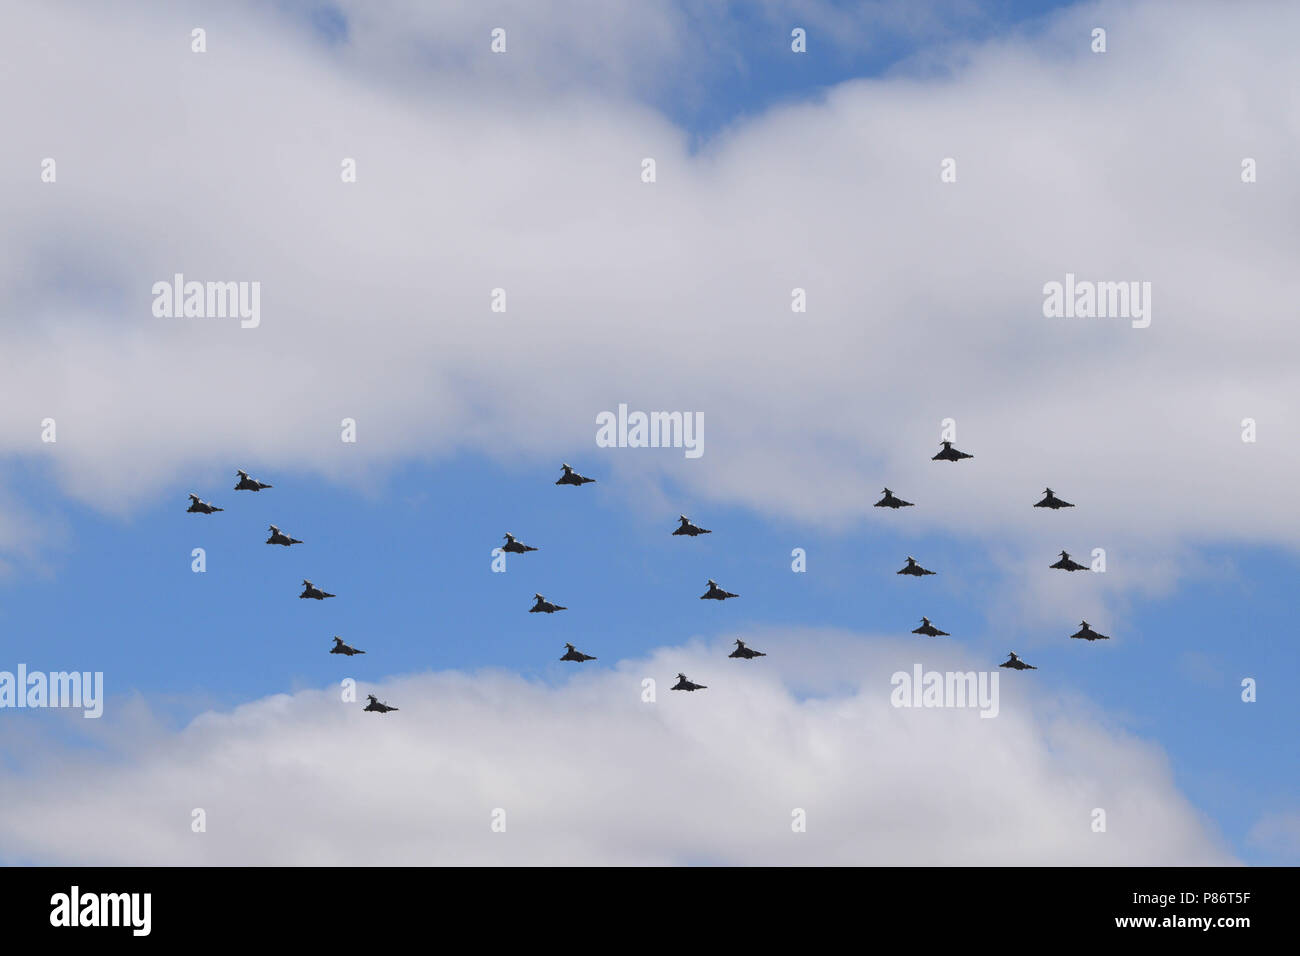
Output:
left=0, top=632, right=1233, bottom=864
left=0, top=0, right=1295, bottom=599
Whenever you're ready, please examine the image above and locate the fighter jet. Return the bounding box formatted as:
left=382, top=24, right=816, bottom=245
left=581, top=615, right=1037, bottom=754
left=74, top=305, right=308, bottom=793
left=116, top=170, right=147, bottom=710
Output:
left=234, top=469, right=272, bottom=491
left=700, top=579, right=738, bottom=600
left=932, top=441, right=973, bottom=462
left=728, top=639, right=766, bottom=659
left=330, top=636, right=365, bottom=656
left=1050, top=550, right=1089, bottom=571
left=529, top=593, right=567, bottom=613
left=874, top=488, right=914, bottom=509
left=501, top=533, right=537, bottom=554
left=1069, top=621, right=1110, bottom=642
left=363, top=694, right=398, bottom=713
left=560, top=643, right=596, bottom=662
left=999, top=651, right=1037, bottom=670
left=186, top=494, right=223, bottom=514
left=299, top=579, right=335, bottom=600
left=672, top=515, right=711, bottom=536
left=671, top=673, right=707, bottom=691
left=555, top=463, right=595, bottom=486
left=1033, top=487, right=1074, bottom=509
left=897, top=556, right=935, bottom=576
left=266, top=524, right=302, bottom=546
left=911, top=617, right=949, bottom=637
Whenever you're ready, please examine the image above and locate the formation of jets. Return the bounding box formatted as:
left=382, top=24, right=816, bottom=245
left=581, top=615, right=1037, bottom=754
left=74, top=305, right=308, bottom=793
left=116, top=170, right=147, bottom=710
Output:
left=188, top=470, right=372, bottom=709
left=186, top=443, right=1104, bottom=708
left=881, top=442, right=1108, bottom=673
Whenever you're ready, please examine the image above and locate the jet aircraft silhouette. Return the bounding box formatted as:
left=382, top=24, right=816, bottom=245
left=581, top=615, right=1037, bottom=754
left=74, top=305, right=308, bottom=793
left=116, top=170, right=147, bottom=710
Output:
left=530, top=594, right=567, bottom=613
left=555, top=463, right=595, bottom=486
left=266, top=524, right=302, bottom=546
left=234, top=469, right=272, bottom=491
left=1050, top=550, right=1088, bottom=571
left=897, top=556, right=935, bottom=576
left=874, top=488, right=914, bottom=509
left=912, top=617, right=949, bottom=636
left=999, top=651, right=1037, bottom=670
left=1033, top=488, right=1073, bottom=509
left=299, top=579, right=335, bottom=600
left=501, top=533, right=537, bottom=554
left=932, top=441, right=973, bottom=462
left=700, top=579, right=739, bottom=600
left=672, top=515, right=711, bottom=536
left=1069, top=621, right=1109, bottom=641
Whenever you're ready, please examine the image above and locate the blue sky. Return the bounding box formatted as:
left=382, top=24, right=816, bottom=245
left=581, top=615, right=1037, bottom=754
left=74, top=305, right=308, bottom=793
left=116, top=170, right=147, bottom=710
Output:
left=5, top=449, right=1295, bottom=862
left=656, top=0, right=1083, bottom=141
left=0, top=0, right=1295, bottom=865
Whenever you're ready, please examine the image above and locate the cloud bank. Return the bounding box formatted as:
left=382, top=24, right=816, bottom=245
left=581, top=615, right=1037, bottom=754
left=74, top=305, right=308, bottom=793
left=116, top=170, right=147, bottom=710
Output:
left=0, top=1, right=1295, bottom=607
left=0, top=633, right=1233, bottom=865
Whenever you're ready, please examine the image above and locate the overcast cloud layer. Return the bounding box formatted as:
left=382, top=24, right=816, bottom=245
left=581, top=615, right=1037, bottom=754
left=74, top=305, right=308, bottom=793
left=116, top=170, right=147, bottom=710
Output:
left=0, top=632, right=1235, bottom=865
